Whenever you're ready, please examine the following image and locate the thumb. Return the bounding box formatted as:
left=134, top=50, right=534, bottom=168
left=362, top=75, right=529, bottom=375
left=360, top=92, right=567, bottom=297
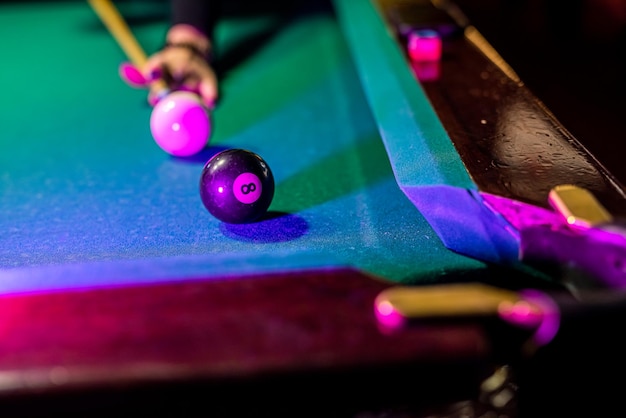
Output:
left=198, top=78, right=219, bottom=109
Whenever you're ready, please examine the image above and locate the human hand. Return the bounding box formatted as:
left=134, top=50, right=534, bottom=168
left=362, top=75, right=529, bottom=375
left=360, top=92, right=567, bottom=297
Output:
left=120, top=24, right=218, bottom=109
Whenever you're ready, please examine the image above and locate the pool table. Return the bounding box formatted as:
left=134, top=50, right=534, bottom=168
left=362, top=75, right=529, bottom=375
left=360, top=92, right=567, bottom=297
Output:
left=1, top=0, right=625, bottom=416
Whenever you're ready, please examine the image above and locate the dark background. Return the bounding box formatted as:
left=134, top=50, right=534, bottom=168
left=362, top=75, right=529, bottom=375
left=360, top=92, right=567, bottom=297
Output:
left=456, top=0, right=626, bottom=187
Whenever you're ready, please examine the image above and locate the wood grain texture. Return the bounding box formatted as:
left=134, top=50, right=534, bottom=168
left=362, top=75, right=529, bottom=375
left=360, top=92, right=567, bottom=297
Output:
left=0, top=268, right=492, bottom=416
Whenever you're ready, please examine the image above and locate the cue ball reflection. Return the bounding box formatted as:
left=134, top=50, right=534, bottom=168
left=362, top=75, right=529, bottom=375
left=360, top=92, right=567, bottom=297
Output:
left=150, top=91, right=210, bottom=157
left=199, top=149, right=275, bottom=224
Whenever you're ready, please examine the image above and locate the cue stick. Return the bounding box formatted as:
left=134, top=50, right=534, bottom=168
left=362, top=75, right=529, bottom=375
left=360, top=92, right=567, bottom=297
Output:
left=87, top=0, right=168, bottom=94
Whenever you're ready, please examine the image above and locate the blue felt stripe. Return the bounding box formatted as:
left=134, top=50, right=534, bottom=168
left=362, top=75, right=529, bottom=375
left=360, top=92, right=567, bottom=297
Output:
left=0, top=251, right=346, bottom=295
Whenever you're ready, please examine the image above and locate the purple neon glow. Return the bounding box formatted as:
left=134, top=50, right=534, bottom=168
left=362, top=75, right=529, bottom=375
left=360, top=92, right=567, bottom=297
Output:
left=479, top=192, right=561, bottom=231
left=407, top=29, right=442, bottom=62
left=150, top=91, right=210, bottom=157
left=481, top=191, right=626, bottom=288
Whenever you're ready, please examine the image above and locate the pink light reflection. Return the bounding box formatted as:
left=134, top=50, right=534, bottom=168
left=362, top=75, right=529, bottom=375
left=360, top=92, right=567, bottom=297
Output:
left=498, top=300, right=543, bottom=330
left=498, top=289, right=561, bottom=348
left=407, top=29, right=442, bottom=62
left=374, top=299, right=406, bottom=330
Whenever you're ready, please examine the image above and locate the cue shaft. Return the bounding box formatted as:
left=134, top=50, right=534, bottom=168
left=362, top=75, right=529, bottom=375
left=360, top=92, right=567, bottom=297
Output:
left=88, top=0, right=167, bottom=92
left=88, top=0, right=147, bottom=66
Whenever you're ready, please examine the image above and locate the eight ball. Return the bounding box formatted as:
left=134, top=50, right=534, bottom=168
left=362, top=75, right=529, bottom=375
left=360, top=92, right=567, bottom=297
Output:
left=199, top=149, right=275, bottom=224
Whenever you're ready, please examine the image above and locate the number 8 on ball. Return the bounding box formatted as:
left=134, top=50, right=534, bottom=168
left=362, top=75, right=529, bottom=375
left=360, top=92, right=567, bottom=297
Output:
left=199, top=149, right=275, bottom=224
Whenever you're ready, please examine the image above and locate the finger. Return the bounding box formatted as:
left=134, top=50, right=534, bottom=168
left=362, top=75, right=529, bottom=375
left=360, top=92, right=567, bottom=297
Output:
left=119, top=60, right=165, bottom=105
left=142, top=54, right=173, bottom=105
left=147, top=87, right=160, bottom=106
left=198, top=77, right=219, bottom=109
left=141, top=54, right=166, bottom=83
left=151, top=47, right=194, bottom=82
left=147, top=84, right=172, bottom=106
left=119, top=62, right=149, bottom=87
left=177, top=72, right=217, bottom=108
left=187, top=61, right=218, bottom=108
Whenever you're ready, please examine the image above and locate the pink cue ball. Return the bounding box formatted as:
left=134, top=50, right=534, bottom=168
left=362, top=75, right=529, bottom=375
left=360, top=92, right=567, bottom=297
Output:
left=149, top=91, right=211, bottom=157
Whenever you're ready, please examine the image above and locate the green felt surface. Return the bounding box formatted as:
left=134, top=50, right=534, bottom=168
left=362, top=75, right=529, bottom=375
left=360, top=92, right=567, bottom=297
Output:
left=0, top=1, right=483, bottom=294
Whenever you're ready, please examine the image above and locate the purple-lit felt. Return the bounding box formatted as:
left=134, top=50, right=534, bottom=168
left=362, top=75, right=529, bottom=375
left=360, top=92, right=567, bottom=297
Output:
left=199, top=149, right=275, bottom=224
left=150, top=91, right=210, bottom=157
